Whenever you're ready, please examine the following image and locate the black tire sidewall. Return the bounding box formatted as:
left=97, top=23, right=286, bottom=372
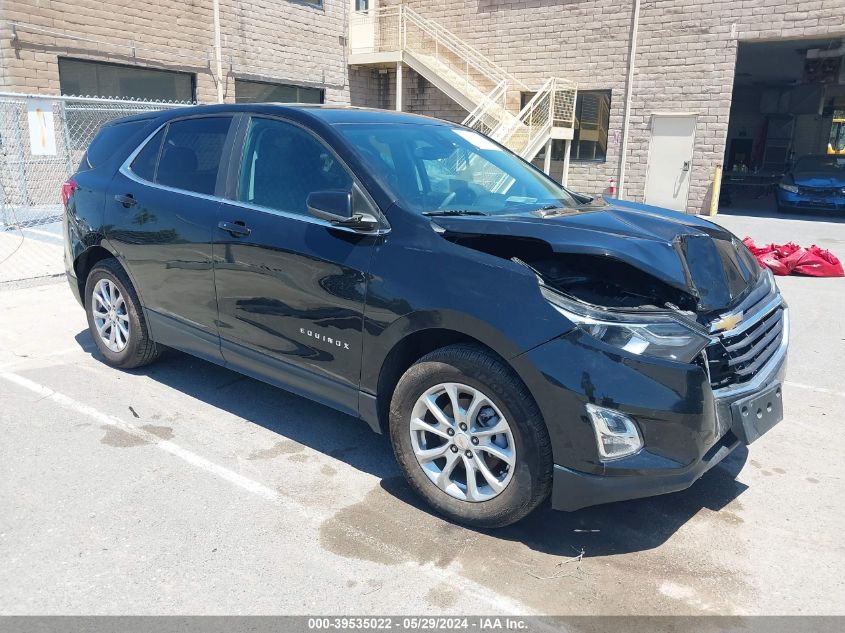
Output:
left=84, top=264, right=147, bottom=368
left=389, top=348, right=550, bottom=528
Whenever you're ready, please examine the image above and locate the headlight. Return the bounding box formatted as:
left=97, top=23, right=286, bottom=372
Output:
left=542, top=287, right=711, bottom=363
left=779, top=183, right=799, bottom=194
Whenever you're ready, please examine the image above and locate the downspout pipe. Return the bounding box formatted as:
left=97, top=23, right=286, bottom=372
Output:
left=213, top=0, right=224, bottom=103
left=618, top=0, right=641, bottom=199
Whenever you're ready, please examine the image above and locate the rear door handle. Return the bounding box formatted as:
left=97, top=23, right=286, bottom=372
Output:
left=114, top=193, right=136, bottom=208
left=218, top=220, right=251, bottom=237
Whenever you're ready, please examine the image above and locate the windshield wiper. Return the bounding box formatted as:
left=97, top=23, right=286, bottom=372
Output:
left=422, top=210, right=488, bottom=217
left=532, top=205, right=570, bottom=217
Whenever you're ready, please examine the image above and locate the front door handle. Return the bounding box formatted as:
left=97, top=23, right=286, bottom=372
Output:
left=114, top=193, right=136, bottom=208
left=218, top=220, right=251, bottom=237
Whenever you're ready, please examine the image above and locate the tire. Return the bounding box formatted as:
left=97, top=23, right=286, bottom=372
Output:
left=84, top=258, right=162, bottom=369
left=389, top=344, right=552, bottom=528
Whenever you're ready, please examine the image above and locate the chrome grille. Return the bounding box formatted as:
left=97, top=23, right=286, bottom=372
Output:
left=707, top=299, right=786, bottom=391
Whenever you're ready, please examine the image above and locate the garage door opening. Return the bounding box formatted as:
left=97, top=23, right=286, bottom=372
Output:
left=720, top=38, right=845, bottom=218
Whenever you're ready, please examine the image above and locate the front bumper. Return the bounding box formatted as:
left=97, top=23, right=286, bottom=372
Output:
left=512, top=305, right=789, bottom=513
left=777, top=188, right=845, bottom=213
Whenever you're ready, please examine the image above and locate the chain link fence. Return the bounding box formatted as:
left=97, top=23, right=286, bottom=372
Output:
left=0, top=93, right=190, bottom=283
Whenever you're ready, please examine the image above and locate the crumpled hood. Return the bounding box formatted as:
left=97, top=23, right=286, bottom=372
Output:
left=433, top=197, right=761, bottom=312
left=792, top=171, right=845, bottom=189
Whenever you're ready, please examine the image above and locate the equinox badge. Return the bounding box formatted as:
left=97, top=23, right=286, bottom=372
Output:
left=300, top=327, right=350, bottom=350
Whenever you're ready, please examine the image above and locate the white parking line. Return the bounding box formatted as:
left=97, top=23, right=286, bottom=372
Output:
left=785, top=381, right=845, bottom=399
left=0, top=371, right=283, bottom=504
left=0, top=369, right=536, bottom=617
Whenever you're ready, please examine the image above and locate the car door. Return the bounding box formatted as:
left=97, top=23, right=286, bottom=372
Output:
left=213, top=115, right=382, bottom=416
left=105, top=114, right=236, bottom=362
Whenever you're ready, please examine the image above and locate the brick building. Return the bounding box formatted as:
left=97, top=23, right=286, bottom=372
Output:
left=2, top=0, right=845, bottom=214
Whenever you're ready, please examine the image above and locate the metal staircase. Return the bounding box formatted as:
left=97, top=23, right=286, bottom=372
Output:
left=348, top=4, right=578, bottom=178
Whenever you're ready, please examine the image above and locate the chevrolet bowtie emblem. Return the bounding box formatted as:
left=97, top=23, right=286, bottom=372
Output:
left=711, top=311, right=744, bottom=333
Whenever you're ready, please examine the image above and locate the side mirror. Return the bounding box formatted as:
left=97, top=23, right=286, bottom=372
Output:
left=307, top=190, right=379, bottom=232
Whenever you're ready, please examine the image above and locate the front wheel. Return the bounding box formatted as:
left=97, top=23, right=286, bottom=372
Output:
left=389, top=345, right=553, bottom=528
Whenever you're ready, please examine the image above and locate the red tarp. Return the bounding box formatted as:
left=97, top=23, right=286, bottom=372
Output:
left=742, top=238, right=844, bottom=277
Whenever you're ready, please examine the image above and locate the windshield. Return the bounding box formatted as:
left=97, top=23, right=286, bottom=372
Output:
left=795, top=155, right=845, bottom=172
left=335, top=123, right=579, bottom=215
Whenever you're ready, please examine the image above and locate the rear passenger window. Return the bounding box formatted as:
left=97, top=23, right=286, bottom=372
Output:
left=130, top=116, right=232, bottom=195
left=85, top=119, right=149, bottom=169
left=237, top=117, right=352, bottom=216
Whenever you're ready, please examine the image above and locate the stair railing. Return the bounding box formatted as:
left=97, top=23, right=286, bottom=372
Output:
left=461, top=80, right=509, bottom=136
left=348, top=7, right=577, bottom=161
left=401, top=6, right=527, bottom=97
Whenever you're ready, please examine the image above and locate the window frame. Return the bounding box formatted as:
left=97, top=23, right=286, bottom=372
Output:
left=58, top=56, right=196, bottom=102
left=568, top=89, right=612, bottom=164
left=223, top=114, right=389, bottom=233
left=121, top=114, right=238, bottom=202
left=521, top=89, right=613, bottom=164
left=234, top=78, right=325, bottom=104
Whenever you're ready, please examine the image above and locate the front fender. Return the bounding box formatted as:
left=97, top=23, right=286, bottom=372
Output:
left=361, top=309, right=523, bottom=386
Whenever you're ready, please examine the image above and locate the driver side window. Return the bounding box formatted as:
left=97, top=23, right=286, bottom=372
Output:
left=238, top=117, right=352, bottom=216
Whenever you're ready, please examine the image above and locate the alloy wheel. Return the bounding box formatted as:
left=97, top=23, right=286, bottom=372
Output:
left=91, top=278, right=130, bottom=353
left=409, top=382, right=516, bottom=502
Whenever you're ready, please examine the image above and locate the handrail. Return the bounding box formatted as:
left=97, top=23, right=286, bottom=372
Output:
left=462, top=80, right=508, bottom=133
left=402, top=7, right=527, bottom=92
left=498, top=78, right=554, bottom=145
left=348, top=6, right=578, bottom=161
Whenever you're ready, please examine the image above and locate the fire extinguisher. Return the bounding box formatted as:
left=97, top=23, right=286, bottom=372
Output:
left=608, top=177, right=617, bottom=196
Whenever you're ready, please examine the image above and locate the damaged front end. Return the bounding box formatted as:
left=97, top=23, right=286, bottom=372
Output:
left=437, top=201, right=786, bottom=435
left=432, top=202, right=763, bottom=318
left=433, top=203, right=788, bottom=382
left=430, top=203, right=789, bottom=510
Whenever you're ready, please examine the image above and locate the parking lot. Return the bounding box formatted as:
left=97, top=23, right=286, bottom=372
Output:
left=1, top=212, right=843, bottom=617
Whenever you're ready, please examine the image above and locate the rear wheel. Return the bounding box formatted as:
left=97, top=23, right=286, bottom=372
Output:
left=389, top=344, right=552, bottom=528
left=84, top=259, right=162, bottom=369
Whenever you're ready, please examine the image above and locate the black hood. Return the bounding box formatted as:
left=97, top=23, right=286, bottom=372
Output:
left=433, top=198, right=761, bottom=313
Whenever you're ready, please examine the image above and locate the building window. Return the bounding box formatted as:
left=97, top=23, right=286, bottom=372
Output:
left=522, top=89, right=612, bottom=163
left=58, top=58, right=195, bottom=101
left=569, top=90, right=611, bottom=162
left=355, top=0, right=369, bottom=10
left=235, top=79, right=324, bottom=104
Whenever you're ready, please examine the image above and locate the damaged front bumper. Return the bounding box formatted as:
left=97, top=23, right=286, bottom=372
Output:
left=513, top=302, right=789, bottom=513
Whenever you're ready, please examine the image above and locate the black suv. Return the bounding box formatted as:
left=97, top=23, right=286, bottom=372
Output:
left=63, top=105, right=788, bottom=527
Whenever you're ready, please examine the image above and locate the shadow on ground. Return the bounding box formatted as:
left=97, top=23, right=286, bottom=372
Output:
left=75, top=331, right=749, bottom=558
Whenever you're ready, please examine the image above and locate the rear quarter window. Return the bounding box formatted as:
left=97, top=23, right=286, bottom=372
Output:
left=84, top=119, right=152, bottom=169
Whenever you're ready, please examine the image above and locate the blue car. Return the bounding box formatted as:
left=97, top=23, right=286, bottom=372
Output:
left=777, top=155, right=845, bottom=213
